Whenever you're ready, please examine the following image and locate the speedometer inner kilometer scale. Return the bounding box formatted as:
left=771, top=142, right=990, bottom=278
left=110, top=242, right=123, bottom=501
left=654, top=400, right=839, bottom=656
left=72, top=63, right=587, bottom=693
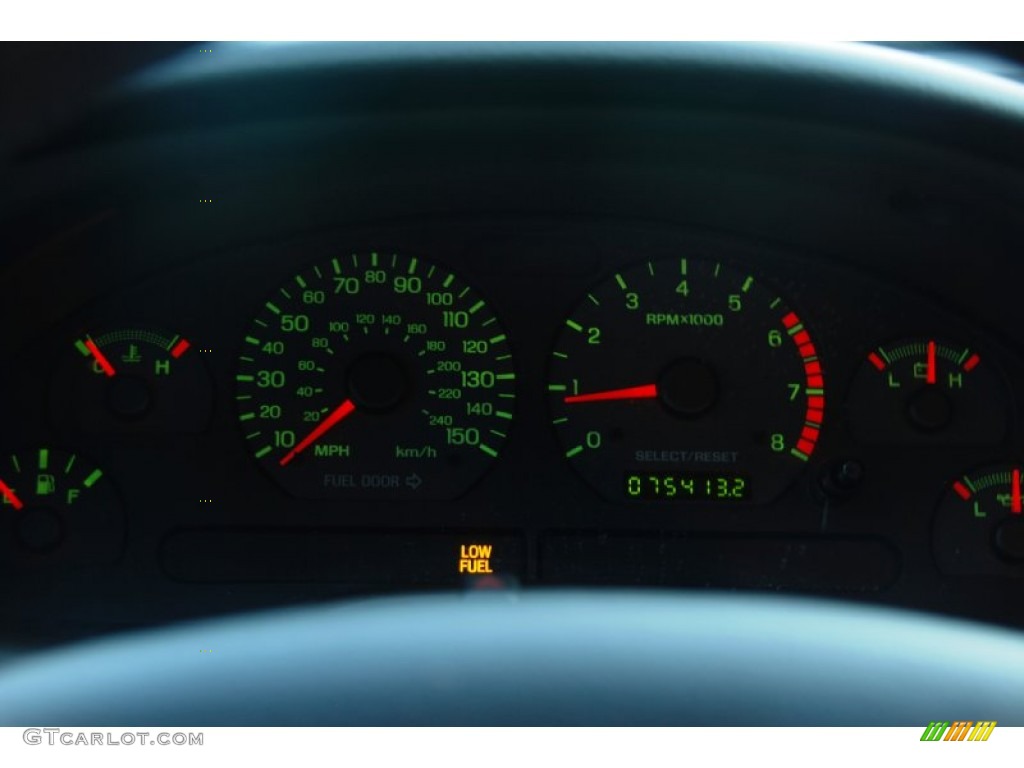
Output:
left=548, top=258, right=824, bottom=504
left=237, top=253, right=515, bottom=500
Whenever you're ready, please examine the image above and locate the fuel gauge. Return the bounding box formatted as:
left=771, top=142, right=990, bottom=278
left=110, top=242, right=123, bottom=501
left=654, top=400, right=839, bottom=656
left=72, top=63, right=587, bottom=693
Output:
left=0, top=447, right=123, bottom=563
left=52, top=327, right=213, bottom=433
left=934, top=463, right=1024, bottom=575
left=847, top=338, right=1007, bottom=445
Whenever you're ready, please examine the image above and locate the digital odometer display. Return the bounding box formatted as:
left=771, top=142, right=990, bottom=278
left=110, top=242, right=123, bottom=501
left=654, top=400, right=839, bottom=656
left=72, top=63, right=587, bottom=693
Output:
left=624, top=472, right=749, bottom=501
left=548, top=257, right=824, bottom=504
left=236, top=252, right=516, bottom=500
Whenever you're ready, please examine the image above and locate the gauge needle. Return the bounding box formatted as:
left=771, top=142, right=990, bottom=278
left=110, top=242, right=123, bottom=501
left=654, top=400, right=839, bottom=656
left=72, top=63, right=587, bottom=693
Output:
left=84, top=338, right=117, bottom=377
left=926, top=340, right=937, bottom=385
left=278, top=399, right=357, bottom=467
left=0, top=478, right=24, bottom=511
left=564, top=383, right=658, bottom=404
left=1012, top=468, right=1022, bottom=515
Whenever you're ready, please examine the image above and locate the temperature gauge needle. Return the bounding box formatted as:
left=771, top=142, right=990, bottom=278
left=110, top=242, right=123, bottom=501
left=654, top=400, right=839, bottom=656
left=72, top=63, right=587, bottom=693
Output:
left=279, top=399, right=357, bottom=467
left=564, top=383, right=658, bottom=404
left=0, top=478, right=24, bottom=510
left=926, top=340, right=937, bottom=385
left=1012, top=468, right=1022, bottom=515
left=84, top=337, right=117, bottom=377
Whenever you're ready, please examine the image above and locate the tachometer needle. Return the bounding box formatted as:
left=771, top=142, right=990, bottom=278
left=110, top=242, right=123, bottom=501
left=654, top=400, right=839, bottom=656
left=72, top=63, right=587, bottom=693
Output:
left=926, top=340, right=937, bottom=385
left=0, top=478, right=24, bottom=511
left=278, top=399, right=357, bottom=467
left=1012, top=468, right=1021, bottom=515
left=85, top=338, right=117, bottom=377
left=564, top=383, right=658, bottom=404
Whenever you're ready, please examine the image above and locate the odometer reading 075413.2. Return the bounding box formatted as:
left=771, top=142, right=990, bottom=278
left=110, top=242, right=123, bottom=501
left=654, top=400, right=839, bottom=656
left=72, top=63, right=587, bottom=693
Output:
left=236, top=253, right=515, bottom=500
left=549, top=257, right=825, bottom=504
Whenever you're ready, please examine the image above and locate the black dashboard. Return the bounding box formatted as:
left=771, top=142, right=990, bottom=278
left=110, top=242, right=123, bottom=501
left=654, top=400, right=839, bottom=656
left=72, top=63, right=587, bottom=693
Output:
left=5, top=42, right=1024, bottom=644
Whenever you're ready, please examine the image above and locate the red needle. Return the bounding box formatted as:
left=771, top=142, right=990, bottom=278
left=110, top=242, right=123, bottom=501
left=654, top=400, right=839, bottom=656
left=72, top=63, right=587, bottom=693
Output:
left=564, top=383, right=658, bottom=404
left=926, top=340, right=937, bottom=385
left=85, top=338, right=116, bottom=377
left=1012, top=469, right=1022, bottom=515
left=0, top=479, right=24, bottom=511
left=278, top=399, right=356, bottom=467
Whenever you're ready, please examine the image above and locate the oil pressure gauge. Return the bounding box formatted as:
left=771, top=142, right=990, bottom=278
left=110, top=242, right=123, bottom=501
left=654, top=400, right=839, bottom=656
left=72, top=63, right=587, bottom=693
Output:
left=934, top=463, right=1024, bottom=575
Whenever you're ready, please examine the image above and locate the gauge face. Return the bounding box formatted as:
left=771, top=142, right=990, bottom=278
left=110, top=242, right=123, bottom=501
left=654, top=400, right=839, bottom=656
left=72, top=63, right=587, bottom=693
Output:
left=548, top=257, right=824, bottom=504
left=237, top=252, right=515, bottom=500
left=0, top=448, right=123, bottom=563
left=847, top=338, right=1007, bottom=445
left=52, top=327, right=212, bottom=433
left=934, top=464, right=1024, bottom=575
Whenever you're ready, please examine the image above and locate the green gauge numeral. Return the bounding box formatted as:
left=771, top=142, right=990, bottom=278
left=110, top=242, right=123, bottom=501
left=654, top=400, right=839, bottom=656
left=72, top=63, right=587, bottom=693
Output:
left=394, top=276, right=422, bottom=294
left=280, top=314, right=310, bottom=333
left=587, top=327, right=601, bottom=345
left=257, top=370, right=286, bottom=388
left=770, top=433, right=786, bottom=452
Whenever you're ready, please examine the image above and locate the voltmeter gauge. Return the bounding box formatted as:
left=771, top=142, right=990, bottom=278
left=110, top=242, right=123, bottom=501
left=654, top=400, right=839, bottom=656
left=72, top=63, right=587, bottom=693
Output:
left=236, top=252, right=516, bottom=500
left=0, top=447, right=123, bottom=564
left=934, top=463, right=1024, bottom=575
left=548, top=257, right=825, bottom=504
left=52, top=327, right=213, bottom=433
left=847, top=338, right=1007, bottom=445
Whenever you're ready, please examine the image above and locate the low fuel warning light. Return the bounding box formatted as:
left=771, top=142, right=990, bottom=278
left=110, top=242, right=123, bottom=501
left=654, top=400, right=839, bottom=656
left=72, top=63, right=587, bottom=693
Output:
left=52, top=327, right=213, bottom=433
left=847, top=338, right=1007, bottom=445
left=934, top=463, right=1024, bottom=576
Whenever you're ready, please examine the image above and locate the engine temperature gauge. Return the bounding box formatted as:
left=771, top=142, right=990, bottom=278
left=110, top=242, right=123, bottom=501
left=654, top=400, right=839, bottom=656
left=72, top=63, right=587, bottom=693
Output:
left=52, top=327, right=213, bottom=433
left=934, top=463, right=1024, bottom=575
left=847, top=338, right=1007, bottom=445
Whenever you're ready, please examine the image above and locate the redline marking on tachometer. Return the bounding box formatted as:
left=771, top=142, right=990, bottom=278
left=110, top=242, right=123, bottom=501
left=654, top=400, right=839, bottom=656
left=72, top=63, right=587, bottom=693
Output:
left=0, top=479, right=24, bottom=510
left=1012, top=469, right=1022, bottom=515
left=779, top=310, right=823, bottom=461
left=278, top=398, right=357, bottom=467
left=868, top=351, right=887, bottom=371
left=84, top=338, right=116, bottom=377
left=564, top=384, right=659, bottom=404
left=964, top=353, right=981, bottom=372
left=953, top=481, right=972, bottom=500
left=927, top=340, right=937, bottom=384
left=170, top=339, right=192, bottom=359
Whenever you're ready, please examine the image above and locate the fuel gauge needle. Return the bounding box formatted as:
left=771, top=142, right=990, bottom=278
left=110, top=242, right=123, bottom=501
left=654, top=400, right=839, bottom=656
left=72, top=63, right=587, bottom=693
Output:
left=278, top=399, right=357, bottom=467
left=564, top=383, right=658, bottom=404
left=84, top=337, right=117, bottom=377
left=0, top=478, right=24, bottom=510
left=1012, top=468, right=1022, bottom=515
left=926, top=340, right=937, bottom=385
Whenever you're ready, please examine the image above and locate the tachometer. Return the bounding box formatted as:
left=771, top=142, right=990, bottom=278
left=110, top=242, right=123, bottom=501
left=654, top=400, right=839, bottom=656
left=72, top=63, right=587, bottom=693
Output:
left=237, top=252, right=515, bottom=500
left=548, top=257, right=824, bottom=504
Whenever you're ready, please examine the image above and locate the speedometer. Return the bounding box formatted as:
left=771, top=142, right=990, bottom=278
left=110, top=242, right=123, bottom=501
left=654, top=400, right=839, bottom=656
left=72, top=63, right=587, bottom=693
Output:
left=236, top=252, right=515, bottom=500
left=548, top=257, right=824, bottom=504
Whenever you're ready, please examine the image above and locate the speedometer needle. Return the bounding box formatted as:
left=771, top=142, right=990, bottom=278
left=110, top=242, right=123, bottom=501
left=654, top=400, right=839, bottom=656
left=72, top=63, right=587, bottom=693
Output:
left=0, top=478, right=24, bottom=511
left=278, top=399, right=357, bottom=467
left=564, top=383, right=658, bottom=404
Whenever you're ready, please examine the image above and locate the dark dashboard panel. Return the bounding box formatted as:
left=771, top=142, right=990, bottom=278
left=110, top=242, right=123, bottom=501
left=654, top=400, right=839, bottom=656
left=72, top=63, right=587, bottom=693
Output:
left=4, top=214, right=1024, bottom=639
left=5, top=43, right=1024, bottom=642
